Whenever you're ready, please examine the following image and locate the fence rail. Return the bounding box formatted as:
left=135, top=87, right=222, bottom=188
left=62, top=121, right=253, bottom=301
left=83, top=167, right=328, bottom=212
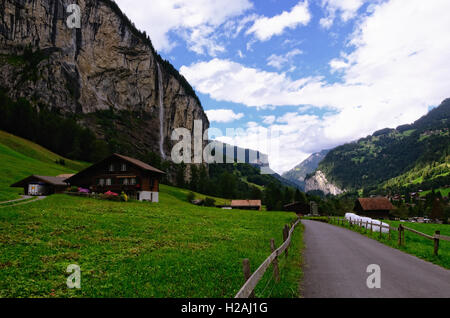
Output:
left=328, top=216, right=446, bottom=256
left=235, top=218, right=301, bottom=298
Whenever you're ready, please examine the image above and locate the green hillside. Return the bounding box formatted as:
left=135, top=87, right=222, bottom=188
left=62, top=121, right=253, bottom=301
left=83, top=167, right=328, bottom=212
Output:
left=317, top=99, right=450, bottom=193
left=0, top=130, right=89, bottom=201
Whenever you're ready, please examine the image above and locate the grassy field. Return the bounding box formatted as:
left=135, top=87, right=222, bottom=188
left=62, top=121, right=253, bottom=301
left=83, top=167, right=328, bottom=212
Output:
left=0, top=185, right=302, bottom=298
left=328, top=218, right=450, bottom=269
left=0, top=130, right=89, bottom=201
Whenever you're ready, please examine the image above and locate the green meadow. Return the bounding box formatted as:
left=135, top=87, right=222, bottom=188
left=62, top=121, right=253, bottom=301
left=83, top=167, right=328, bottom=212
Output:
left=0, top=187, right=301, bottom=298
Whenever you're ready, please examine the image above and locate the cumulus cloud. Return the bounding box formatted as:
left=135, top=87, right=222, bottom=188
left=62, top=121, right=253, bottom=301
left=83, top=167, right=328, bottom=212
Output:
left=205, top=109, right=244, bottom=123
left=115, top=0, right=253, bottom=54
left=246, top=1, right=311, bottom=42
left=319, top=0, right=369, bottom=29
left=267, top=49, right=303, bottom=70
left=182, top=0, right=450, bottom=172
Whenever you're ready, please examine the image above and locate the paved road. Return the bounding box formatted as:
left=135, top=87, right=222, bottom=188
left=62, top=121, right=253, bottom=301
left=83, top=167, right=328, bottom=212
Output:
left=302, top=220, right=450, bottom=298
left=0, top=195, right=33, bottom=205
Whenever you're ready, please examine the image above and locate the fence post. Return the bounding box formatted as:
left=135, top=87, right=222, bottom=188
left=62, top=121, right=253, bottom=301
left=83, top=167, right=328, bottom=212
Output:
left=398, top=225, right=403, bottom=246
left=379, top=222, right=382, bottom=239
left=370, top=222, right=373, bottom=234
left=270, top=239, right=280, bottom=283
left=242, top=259, right=254, bottom=298
left=434, top=231, right=440, bottom=256
left=283, top=225, right=289, bottom=257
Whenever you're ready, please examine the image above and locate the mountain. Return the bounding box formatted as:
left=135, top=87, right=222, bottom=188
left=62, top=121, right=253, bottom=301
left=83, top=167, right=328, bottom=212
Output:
left=282, top=149, right=329, bottom=190
left=307, top=99, right=450, bottom=194
left=0, top=0, right=209, bottom=163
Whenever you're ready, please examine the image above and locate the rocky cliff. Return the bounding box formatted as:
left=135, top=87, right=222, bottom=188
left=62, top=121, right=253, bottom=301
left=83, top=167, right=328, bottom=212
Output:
left=282, top=149, right=329, bottom=190
left=305, top=170, right=345, bottom=196
left=0, top=0, right=209, bottom=160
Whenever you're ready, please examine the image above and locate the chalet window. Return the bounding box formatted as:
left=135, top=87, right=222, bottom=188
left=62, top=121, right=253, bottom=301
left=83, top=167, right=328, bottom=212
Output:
left=123, top=178, right=129, bottom=185
left=109, top=164, right=114, bottom=172
left=99, top=179, right=105, bottom=186
left=130, top=178, right=136, bottom=185
left=121, top=163, right=127, bottom=171
left=106, top=178, right=112, bottom=186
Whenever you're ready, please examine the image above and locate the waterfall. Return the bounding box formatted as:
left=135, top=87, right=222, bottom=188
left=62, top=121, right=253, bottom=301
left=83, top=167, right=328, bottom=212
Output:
left=156, top=63, right=166, bottom=160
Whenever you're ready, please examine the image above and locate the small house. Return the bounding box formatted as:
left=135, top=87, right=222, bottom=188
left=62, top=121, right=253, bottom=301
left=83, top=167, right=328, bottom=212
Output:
left=283, top=201, right=309, bottom=214
left=231, top=200, right=262, bottom=211
left=11, top=175, right=69, bottom=196
left=65, top=153, right=165, bottom=202
left=354, top=197, right=394, bottom=219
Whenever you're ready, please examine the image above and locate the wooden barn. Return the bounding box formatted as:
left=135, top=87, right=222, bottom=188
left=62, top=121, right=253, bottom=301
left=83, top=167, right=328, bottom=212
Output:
left=283, top=201, right=309, bottom=215
left=231, top=200, right=262, bottom=211
left=354, top=197, right=394, bottom=219
left=65, top=154, right=165, bottom=202
left=11, top=175, right=69, bottom=196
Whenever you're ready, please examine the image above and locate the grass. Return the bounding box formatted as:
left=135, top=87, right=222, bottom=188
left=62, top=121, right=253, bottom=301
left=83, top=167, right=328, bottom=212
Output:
left=0, top=185, right=302, bottom=298
left=419, top=188, right=450, bottom=198
left=328, top=218, right=450, bottom=269
left=0, top=130, right=89, bottom=202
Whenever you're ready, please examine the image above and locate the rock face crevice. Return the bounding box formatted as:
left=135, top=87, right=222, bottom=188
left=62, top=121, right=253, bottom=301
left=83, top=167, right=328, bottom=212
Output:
left=0, top=0, right=209, bottom=158
left=305, top=170, right=345, bottom=196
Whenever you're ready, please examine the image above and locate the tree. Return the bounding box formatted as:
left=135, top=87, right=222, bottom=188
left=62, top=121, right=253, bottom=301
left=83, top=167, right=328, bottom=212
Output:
left=189, top=165, right=199, bottom=192
left=430, top=198, right=444, bottom=220
left=176, top=163, right=186, bottom=188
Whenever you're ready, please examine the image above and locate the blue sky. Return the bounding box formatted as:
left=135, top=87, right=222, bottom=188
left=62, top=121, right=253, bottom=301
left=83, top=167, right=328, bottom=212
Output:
left=115, top=0, right=450, bottom=173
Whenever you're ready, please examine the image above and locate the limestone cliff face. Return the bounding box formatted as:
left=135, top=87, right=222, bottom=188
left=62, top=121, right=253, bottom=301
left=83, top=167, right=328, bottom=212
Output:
left=0, top=0, right=209, bottom=158
left=305, top=170, right=345, bottom=196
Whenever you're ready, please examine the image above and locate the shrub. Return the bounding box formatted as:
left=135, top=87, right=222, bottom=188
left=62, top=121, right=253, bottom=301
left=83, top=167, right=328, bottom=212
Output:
left=186, top=192, right=195, bottom=202
left=204, top=197, right=216, bottom=207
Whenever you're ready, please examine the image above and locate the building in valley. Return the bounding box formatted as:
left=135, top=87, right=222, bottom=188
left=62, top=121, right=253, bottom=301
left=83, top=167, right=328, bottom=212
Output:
left=354, top=197, right=394, bottom=219
left=66, top=153, right=165, bottom=202
left=231, top=200, right=262, bottom=211
left=11, top=175, right=69, bottom=196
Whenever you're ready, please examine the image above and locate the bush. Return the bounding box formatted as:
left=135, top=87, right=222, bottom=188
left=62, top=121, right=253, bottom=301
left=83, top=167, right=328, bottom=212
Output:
left=69, top=186, right=79, bottom=193
left=186, top=192, right=195, bottom=202
left=204, top=197, right=216, bottom=207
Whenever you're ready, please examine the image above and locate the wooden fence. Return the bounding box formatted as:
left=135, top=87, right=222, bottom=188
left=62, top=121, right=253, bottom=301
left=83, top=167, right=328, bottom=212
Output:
left=235, top=218, right=301, bottom=298
left=328, top=216, right=450, bottom=256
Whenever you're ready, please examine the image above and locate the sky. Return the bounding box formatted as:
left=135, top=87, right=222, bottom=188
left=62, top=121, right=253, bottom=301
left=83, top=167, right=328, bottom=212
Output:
left=115, top=0, right=450, bottom=174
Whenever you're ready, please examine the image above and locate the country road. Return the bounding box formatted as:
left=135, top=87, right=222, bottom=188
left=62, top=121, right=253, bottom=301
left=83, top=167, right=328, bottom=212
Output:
left=301, top=220, right=450, bottom=298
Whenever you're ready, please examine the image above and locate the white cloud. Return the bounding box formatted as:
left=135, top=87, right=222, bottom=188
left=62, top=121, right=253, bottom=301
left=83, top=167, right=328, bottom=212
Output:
left=183, top=0, right=450, bottom=172
left=205, top=109, right=244, bottom=123
left=267, top=49, right=303, bottom=70
left=246, top=1, right=311, bottom=41
left=115, top=0, right=253, bottom=54
left=262, top=115, right=276, bottom=125
left=320, top=0, right=369, bottom=29
left=329, top=58, right=349, bottom=72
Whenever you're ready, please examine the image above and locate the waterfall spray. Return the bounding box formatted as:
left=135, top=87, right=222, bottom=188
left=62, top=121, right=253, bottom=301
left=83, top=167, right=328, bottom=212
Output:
left=157, top=63, right=166, bottom=160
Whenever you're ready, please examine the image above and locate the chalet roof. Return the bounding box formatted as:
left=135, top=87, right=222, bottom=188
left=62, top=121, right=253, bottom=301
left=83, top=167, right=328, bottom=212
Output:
left=11, top=175, right=69, bottom=188
left=231, top=200, right=262, bottom=207
left=357, top=197, right=394, bottom=211
left=113, top=154, right=165, bottom=174
left=65, top=153, right=165, bottom=184
left=283, top=201, right=309, bottom=209
left=57, top=174, right=75, bottom=179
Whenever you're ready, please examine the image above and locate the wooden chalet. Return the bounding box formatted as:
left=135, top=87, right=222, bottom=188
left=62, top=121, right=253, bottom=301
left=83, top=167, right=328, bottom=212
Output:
left=231, top=200, right=262, bottom=211
left=65, top=153, right=165, bottom=202
left=283, top=201, right=309, bottom=215
left=11, top=175, right=69, bottom=196
left=354, top=197, right=394, bottom=219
